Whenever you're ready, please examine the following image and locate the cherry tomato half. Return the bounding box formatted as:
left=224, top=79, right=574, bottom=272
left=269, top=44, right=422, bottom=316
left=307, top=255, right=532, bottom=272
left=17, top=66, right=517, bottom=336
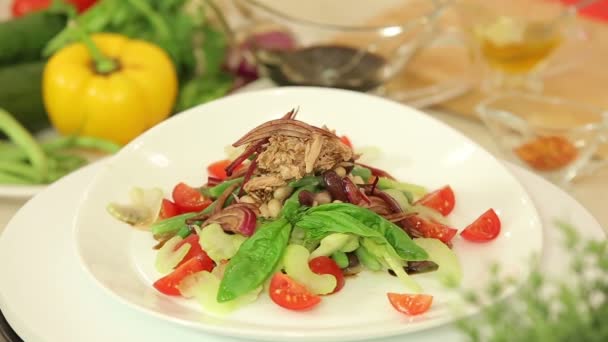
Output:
left=158, top=199, right=180, bottom=220
left=309, top=256, right=345, bottom=294
left=269, top=273, right=321, bottom=311
left=401, top=215, right=458, bottom=245
left=387, top=293, right=433, bottom=316
left=207, top=159, right=232, bottom=180
left=172, top=182, right=212, bottom=213
left=460, top=209, right=501, bottom=242
left=173, top=234, right=212, bottom=268
left=416, top=185, right=455, bottom=216
left=153, top=254, right=214, bottom=296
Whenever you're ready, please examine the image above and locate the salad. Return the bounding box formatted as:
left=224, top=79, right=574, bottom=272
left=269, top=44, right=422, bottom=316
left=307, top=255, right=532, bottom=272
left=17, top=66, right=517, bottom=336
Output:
left=108, top=109, right=501, bottom=316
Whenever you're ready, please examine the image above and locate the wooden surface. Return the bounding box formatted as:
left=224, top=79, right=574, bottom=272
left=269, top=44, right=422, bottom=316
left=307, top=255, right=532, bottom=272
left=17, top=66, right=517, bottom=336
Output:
left=376, top=0, right=608, bottom=120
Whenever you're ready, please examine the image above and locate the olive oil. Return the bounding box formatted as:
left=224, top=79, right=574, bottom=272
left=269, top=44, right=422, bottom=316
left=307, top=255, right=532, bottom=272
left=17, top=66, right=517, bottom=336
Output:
left=475, top=17, right=562, bottom=74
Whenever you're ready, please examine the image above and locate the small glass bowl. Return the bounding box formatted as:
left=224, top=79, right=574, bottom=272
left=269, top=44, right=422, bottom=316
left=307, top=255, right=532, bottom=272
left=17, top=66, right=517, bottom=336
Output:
left=476, top=93, right=608, bottom=187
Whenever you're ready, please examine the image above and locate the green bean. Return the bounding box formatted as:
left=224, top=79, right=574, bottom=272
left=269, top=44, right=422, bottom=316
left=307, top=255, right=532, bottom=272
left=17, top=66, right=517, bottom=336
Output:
left=177, top=225, right=192, bottom=238
left=0, top=108, right=47, bottom=181
left=0, top=170, right=37, bottom=184
left=0, top=161, right=40, bottom=182
left=288, top=175, right=320, bottom=188
left=355, top=245, right=383, bottom=271
left=331, top=251, right=349, bottom=269
left=42, top=135, right=121, bottom=153
left=150, top=212, right=197, bottom=235
left=208, top=177, right=243, bottom=198
left=0, top=142, right=28, bottom=161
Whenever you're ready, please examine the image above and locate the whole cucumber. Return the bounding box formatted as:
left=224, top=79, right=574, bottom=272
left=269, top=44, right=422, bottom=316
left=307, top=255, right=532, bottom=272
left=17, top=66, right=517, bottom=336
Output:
left=0, top=62, right=50, bottom=133
left=0, top=11, right=67, bottom=66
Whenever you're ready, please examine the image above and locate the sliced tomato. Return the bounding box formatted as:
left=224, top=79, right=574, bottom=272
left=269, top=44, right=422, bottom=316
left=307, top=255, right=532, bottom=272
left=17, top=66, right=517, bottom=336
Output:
left=172, top=182, right=212, bottom=213
left=173, top=234, right=213, bottom=268
left=309, top=256, right=345, bottom=294
left=269, top=273, right=321, bottom=311
left=159, top=199, right=180, bottom=220
left=153, top=254, right=214, bottom=296
left=387, top=293, right=433, bottom=316
left=207, top=159, right=232, bottom=180
left=401, top=215, right=458, bottom=245
left=460, top=209, right=501, bottom=242
left=340, top=135, right=353, bottom=149
left=415, top=185, right=455, bottom=216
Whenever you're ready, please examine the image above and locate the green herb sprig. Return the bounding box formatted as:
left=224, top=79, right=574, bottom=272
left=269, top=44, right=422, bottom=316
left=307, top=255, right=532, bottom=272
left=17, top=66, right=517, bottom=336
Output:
left=457, top=222, right=608, bottom=342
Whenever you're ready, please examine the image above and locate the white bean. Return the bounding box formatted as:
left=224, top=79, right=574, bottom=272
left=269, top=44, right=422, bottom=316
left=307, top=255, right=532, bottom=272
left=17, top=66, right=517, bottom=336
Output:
left=314, top=191, right=332, bottom=205
left=273, top=186, right=293, bottom=201
left=332, top=200, right=343, bottom=204
left=239, top=195, right=256, bottom=204
left=259, top=203, right=271, bottom=218
left=334, top=166, right=347, bottom=177
left=352, top=175, right=365, bottom=185
left=267, top=199, right=282, bottom=218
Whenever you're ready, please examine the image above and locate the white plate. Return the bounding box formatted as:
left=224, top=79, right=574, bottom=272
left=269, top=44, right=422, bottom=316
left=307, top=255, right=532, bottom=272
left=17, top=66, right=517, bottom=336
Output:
left=0, top=160, right=604, bottom=342
left=0, top=184, right=46, bottom=199
left=72, top=87, right=542, bottom=342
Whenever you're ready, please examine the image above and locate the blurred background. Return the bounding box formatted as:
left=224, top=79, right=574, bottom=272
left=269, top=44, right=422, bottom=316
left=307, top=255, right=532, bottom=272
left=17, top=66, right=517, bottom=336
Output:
left=0, top=0, right=607, bottom=191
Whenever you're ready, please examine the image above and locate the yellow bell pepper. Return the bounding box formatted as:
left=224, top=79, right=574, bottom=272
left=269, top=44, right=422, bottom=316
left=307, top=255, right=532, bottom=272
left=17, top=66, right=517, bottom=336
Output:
left=43, top=32, right=178, bottom=145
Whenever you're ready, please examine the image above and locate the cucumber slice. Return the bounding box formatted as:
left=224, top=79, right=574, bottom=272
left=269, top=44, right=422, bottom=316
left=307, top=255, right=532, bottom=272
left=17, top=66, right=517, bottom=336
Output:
left=409, top=204, right=449, bottom=225
left=283, top=244, right=337, bottom=295
left=155, top=235, right=190, bottom=274
left=340, top=235, right=359, bottom=253
left=383, top=189, right=411, bottom=211
left=310, top=233, right=352, bottom=259
left=199, top=223, right=247, bottom=263
left=414, top=238, right=462, bottom=287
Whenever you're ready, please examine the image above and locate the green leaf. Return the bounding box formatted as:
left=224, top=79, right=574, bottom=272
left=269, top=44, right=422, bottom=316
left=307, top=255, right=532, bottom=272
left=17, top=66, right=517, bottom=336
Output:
left=176, top=73, right=233, bottom=112
left=306, top=203, right=428, bottom=260
left=217, top=218, right=292, bottom=302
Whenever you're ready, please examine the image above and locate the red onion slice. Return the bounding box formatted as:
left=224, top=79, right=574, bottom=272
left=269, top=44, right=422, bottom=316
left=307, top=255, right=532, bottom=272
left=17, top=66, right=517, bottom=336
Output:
left=204, top=205, right=258, bottom=237
left=207, top=176, right=222, bottom=187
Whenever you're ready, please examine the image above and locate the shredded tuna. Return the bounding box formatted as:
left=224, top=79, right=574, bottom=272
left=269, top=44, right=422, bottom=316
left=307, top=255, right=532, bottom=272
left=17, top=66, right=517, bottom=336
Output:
left=305, top=133, right=323, bottom=173
left=243, top=129, right=353, bottom=202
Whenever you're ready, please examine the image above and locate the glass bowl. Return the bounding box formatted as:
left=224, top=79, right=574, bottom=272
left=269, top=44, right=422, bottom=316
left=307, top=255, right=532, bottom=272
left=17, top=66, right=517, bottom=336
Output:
left=476, top=93, right=608, bottom=187
left=226, top=0, right=473, bottom=107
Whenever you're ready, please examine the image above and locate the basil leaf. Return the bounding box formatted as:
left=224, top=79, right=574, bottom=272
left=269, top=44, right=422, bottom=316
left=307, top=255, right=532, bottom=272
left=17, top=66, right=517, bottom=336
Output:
left=306, top=203, right=428, bottom=261
left=217, top=218, right=292, bottom=302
